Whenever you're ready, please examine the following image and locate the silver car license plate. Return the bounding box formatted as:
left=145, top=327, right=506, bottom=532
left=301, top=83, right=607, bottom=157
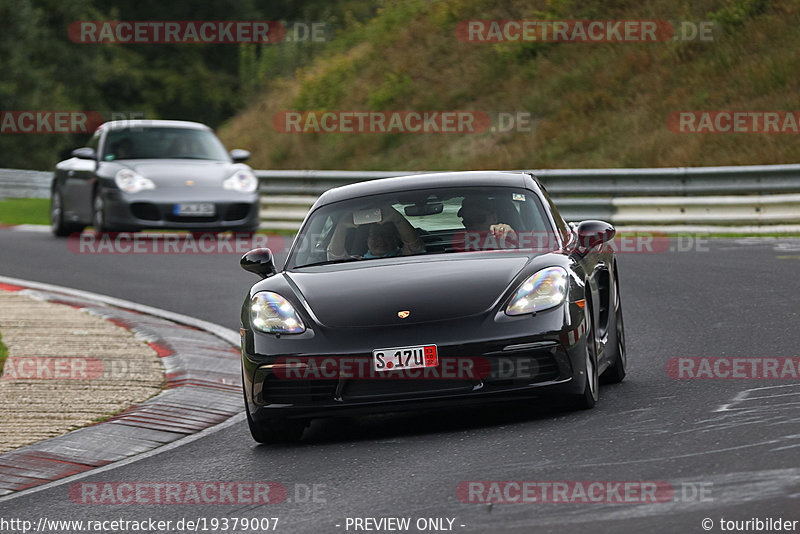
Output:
left=174, top=203, right=215, bottom=216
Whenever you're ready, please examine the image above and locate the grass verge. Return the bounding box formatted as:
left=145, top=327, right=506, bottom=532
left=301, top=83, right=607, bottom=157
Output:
left=0, top=331, right=7, bottom=376
left=0, top=198, right=50, bottom=226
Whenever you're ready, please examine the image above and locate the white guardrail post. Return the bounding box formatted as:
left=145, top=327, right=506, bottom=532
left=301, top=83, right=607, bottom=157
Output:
left=2, top=165, right=800, bottom=232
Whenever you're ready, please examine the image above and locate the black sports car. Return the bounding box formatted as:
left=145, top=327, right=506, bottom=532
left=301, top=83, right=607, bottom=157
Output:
left=239, top=171, right=626, bottom=442
left=50, top=119, right=260, bottom=236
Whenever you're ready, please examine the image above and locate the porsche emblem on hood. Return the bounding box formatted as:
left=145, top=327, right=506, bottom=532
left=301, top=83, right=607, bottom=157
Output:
left=185, top=180, right=195, bottom=186
left=397, top=310, right=411, bottom=319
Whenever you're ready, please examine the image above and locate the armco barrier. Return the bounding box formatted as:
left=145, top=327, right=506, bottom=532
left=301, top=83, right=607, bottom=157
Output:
left=253, top=164, right=800, bottom=197
left=0, top=169, right=51, bottom=199
left=254, top=165, right=800, bottom=230
left=612, top=193, right=800, bottom=225
left=2, top=165, right=800, bottom=230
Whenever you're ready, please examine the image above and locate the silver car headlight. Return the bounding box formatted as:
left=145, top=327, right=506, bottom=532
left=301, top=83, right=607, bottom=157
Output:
left=223, top=168, right=258, bottom=192
left=506, top=267, right=568, bottom=315
left=250, top=291, right=306, bottom=334
left=115, top=169, right=155, bottom=193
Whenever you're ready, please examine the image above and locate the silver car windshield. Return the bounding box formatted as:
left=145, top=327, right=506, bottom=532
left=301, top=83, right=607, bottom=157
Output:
left=103, top=127, right=230, bottom=161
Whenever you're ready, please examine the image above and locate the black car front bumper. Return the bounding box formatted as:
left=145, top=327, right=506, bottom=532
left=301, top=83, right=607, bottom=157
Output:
left=242, top=303, right=589, bottom=422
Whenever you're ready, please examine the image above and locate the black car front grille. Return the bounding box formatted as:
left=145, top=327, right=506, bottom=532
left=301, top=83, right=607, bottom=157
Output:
left=484, top=349, right=561, bottom=385
left=256, top=346, right=562, bottom=406
left=260, top=377, right=338, bottom=405
left=342, top=378, right=475, bottom=399
left=130, top=202, right=161, bottom=221
left=224, top=203, right=251, bottom=221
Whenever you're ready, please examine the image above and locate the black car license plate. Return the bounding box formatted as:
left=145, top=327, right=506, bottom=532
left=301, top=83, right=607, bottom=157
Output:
left=373, top=345, right=438, bottom=372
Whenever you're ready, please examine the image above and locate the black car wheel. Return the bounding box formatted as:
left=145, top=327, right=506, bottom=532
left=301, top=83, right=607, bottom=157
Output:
left=51, top=189, right=83, bottom=237
left=243, top=379, right=307, bottom=443
left=600, top=276, right=626, bottom=384
left=246, top=409, right=307, bottom=444
left=573, top=303, right=598, bottom=410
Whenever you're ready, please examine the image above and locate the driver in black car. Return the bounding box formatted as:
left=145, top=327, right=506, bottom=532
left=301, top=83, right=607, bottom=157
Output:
left=458, top=197, right=517, bottom=241
left=455, top=196, right=518, bottom=251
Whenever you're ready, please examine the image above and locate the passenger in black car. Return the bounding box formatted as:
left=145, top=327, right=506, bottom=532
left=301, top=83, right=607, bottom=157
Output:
left=327, top=205, right=425, bottom=260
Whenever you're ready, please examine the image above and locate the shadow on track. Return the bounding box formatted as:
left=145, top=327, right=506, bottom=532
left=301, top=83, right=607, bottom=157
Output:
left=248, top=388, right=631, bottom=449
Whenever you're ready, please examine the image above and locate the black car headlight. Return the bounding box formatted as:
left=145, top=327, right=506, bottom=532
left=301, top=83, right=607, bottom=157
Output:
left=505, top=267, right=568, bottom=315
left=250, top=291, right=306, bottom=334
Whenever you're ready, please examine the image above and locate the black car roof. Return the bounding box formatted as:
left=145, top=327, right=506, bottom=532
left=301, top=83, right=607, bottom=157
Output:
left=316, top=171, right=540, bottom=206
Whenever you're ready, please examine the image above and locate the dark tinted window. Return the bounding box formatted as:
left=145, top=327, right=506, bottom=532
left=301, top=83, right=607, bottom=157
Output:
left=103, top=127, right=230, bottom=161
left=289, top=186, right=556, bottom=268
left=86, top=132, right=100, bottom=153
left=544, top=193, right=570, bottom=244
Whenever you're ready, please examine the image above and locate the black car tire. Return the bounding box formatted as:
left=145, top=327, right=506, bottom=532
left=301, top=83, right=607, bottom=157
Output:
left=600, top=278, right=626, bottom=384
left=243, top=382, right=307, bottom=443
left=572, top=303, right=598, bottom=410
left=51, top=189, right=82, bottom=237
left=246, top=411, right=306, bottom=444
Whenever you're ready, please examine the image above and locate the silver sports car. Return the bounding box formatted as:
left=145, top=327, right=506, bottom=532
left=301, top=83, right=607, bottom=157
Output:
left=50, top=120, right=260, bottom=236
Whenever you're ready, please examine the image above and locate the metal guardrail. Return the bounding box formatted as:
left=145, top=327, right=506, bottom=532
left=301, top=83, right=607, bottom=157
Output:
left=2, top=165, right=800, bottom=230
left=255, top=165, right=800, bottom=229
left=255, top=164, right=800, bottom=196
left=0, top=169, right=51, bottom=199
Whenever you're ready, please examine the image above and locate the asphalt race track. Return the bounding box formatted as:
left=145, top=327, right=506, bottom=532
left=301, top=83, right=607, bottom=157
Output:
left=1, top=228, right=799, bottom=533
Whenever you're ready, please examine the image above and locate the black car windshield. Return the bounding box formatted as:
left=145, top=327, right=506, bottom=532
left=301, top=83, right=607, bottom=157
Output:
left=102, top=127, right=230, bottom=161
left=288, top=186, right=557, bottom=268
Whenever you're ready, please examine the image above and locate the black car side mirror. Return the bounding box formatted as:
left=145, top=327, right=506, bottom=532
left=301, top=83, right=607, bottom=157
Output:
left=71, top=147, right=96, bottom=160
left=576, top=220, right=616, bottom=250
left=241, top=248, right=277, bottom=278
left=230, top=149, right=251, bottom=163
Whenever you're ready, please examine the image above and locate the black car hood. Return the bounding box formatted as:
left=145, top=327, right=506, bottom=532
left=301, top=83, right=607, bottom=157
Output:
left=118, top=159, right=240, bottom=188
left=286, top=255, right=532, bottom=327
